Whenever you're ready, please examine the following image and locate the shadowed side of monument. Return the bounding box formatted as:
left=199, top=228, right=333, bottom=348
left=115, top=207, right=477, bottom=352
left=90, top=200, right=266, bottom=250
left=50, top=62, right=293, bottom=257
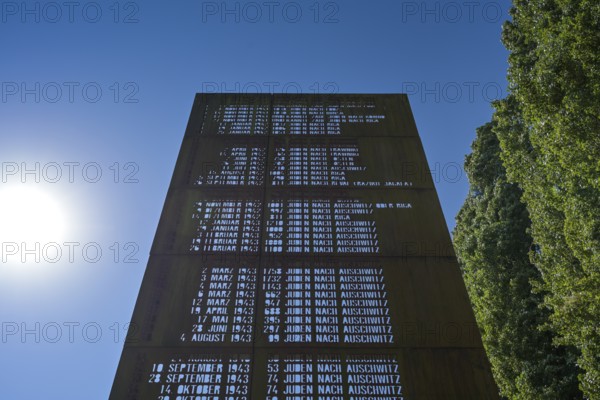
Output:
left=110, top=93, right=499, bottom=399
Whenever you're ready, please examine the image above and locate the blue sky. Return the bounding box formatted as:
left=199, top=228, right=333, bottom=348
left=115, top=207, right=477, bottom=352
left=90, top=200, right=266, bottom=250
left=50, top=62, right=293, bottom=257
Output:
left=0, top=0, right=510, bottom=398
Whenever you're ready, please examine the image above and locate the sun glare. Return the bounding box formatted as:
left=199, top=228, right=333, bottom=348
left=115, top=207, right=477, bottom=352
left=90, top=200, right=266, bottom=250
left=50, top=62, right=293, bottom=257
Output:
left=0, top=185, right=68, bottom=244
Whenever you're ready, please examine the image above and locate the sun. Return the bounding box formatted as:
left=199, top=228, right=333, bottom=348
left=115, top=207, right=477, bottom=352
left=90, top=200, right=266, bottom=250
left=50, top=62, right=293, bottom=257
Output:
left=0, top=185, right=68, bottom=244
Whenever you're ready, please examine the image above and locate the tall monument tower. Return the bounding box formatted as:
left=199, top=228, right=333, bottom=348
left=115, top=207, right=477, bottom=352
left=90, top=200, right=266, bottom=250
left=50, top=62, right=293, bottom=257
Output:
left=110, top=93, right=499, bottom=399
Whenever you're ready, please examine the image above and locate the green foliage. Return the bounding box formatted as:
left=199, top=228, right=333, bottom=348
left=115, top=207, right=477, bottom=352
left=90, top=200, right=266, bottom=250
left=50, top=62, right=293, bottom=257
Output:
left=454, top=122, right=581, bottom=399
left=495, top=1, right=600, bottom=396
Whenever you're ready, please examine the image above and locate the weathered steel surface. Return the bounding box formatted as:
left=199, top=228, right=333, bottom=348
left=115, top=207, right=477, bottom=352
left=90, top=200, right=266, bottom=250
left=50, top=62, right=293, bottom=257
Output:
left=110, top=93, right=499, bottom=399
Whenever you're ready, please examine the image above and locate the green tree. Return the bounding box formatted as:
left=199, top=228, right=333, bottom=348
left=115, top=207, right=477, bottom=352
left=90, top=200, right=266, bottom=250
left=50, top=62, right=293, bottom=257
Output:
left=496, top=1, right=600, bottom=396
left=454, top=121, right=581, bottom=399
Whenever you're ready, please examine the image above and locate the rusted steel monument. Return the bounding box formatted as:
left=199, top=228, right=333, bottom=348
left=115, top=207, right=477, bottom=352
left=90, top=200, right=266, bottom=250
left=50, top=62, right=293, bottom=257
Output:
left=110, top=93, right=499, bottom=399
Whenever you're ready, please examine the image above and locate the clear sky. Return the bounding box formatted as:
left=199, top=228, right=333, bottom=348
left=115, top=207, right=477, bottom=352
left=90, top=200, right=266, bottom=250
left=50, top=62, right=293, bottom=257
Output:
left=0, top=0, right=510, bottom=398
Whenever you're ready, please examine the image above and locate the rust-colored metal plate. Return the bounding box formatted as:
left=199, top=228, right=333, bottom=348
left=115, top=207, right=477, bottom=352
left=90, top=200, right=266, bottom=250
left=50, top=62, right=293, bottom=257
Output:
left=110, top=94, right=499, bottom=399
